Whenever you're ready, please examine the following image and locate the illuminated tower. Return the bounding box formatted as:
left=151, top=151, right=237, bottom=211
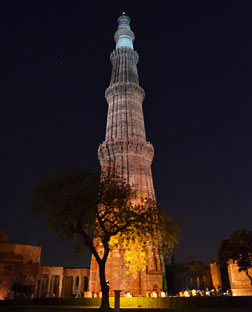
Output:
left=89, top=14, right=163, bottom=296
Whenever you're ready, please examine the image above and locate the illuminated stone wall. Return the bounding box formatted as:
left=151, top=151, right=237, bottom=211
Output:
left=0, top=251, right=23, bottom=300
left=228, top=262, right=252, bottom=296
left=0, top=242, right=41, bottom=300
left=210, top=262, right=222, bottom=289
left=0, top=242, right=41, bottom=264
left=0, top=242, right=89, bottom=299
left=210, top=259, right=252, bottom=296
left=89, top=15, right=164, bottom=296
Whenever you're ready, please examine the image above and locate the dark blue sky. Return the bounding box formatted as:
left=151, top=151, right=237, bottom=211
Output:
left=1, top=0, right=251, bottom=267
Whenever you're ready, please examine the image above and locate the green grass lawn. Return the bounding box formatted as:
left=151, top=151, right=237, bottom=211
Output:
left=1, top=297, right=252, bottom=312
left=0, top=307, right=252, bottom=312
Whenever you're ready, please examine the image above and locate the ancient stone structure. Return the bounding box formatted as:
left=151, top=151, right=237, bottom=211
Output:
left=210, top=262, right=223, bottom=289
left=0, top=239, right=41, bottom=300
left=0, top=235, right=89, bottom=300
left=210, top=259, right=252, bottom=296
left=89, top=14, right=164, bottom=296
left=36, top=266, right=89, bottom=298
left=227, top=262, right=252, bottom=296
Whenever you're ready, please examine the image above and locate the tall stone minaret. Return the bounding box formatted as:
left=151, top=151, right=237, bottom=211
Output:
left=89, top=14, right=163, bottom=296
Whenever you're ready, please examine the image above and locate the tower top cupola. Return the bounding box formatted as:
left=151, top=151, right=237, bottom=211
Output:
left=114, top=14, right=135, bottom=50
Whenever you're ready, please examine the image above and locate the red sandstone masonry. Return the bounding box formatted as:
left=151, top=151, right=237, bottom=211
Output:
left=89, top=17, right=163, bottom=297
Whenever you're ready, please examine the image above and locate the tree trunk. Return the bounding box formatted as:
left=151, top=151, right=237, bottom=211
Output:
left=78, top=226, right=112, bottom=310
left=245, top=269, right=252, bottom=285
left=99, top=260, right=111, bottom=311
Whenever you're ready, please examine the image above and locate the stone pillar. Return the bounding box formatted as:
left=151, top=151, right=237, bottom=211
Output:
left=78, top=276, right=84, bottom=294
left=51, top=276, right=56, bottom=297
left=47, top=274, right=51, bottom=296
left=38, top=275, right=43, bottom=298
left=58, top=275, right=64, bottom=298
left=35, top=277, right=39, bottom=298
left=114, top=290, right=122, bottom=312
left=72, top=276, right=77, bottom=294
left=196, top=276, right=200, bottom=289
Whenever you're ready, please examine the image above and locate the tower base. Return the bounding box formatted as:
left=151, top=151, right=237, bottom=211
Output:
left=89, top=248, right=163, bottom=297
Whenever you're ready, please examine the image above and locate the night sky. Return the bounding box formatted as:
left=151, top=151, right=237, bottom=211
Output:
left=1, top=0, right=251, bottom=268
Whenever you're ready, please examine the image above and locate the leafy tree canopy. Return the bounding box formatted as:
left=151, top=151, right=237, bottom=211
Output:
left=176, top=260, right=208, bottom=278
left=29, top=166, right=180, bottom=309
left=218, top=228, right=252, bottom=285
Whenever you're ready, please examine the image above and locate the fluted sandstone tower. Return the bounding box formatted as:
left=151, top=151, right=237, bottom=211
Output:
left=89, top=14, right=163, bottom=296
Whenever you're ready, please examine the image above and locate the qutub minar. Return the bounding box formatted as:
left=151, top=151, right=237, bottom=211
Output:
left=89, top=14, right=164, bottom=296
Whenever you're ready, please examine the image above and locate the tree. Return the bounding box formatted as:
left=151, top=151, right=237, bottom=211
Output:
left=29, top=166, right=179, bottom=310
left=175, top=260, right=210, bottom=290
left=182, top=260, right=209, bottom=278
left=218, top=228, right=252, bottom=285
